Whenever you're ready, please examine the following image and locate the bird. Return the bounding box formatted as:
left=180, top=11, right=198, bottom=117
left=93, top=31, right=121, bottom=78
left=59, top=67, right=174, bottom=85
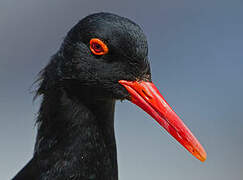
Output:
left=12, top=12, right=206, bottom=180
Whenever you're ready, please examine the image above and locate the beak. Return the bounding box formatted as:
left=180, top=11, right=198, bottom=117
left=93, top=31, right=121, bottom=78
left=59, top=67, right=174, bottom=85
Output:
left=119, top=80, right=207, bottom=162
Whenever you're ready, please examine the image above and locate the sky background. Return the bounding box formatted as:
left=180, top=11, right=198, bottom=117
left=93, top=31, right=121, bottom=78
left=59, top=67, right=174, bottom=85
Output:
left=0, top=0, right=243, bottom=179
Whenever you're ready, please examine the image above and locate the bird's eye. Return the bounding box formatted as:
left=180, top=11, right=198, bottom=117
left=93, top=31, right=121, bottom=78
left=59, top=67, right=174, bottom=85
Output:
left=90, top=38, right=109, bottom=55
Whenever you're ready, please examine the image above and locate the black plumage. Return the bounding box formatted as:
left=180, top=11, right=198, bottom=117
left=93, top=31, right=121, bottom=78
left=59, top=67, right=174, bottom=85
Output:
left=13, top=12, right=151, bottom=180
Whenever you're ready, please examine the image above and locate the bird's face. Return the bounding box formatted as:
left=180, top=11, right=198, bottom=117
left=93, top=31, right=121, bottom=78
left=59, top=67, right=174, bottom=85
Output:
left=58, top=13, right=150, bottom=100
left=41, top=13, right=206, bottom=162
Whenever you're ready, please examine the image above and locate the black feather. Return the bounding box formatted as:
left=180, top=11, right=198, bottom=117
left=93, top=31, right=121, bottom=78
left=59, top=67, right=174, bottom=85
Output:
left=12, top=12, right=151, bottom=180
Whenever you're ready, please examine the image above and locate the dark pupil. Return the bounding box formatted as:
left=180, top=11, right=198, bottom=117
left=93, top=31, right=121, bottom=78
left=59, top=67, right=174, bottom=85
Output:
left=92, top=43, right=103, bottom=52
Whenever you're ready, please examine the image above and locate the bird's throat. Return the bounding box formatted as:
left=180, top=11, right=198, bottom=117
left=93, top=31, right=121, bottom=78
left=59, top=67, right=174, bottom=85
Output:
left=35, top=86, right=118, bottom=179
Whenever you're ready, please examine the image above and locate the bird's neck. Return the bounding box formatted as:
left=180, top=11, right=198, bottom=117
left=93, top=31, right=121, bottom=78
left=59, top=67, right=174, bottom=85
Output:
left=35, top=85, right=118, bottom=179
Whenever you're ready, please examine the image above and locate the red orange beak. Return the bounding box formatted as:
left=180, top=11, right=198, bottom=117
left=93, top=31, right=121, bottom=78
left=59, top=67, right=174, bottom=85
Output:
left=119, top=80, right=207, bottom=162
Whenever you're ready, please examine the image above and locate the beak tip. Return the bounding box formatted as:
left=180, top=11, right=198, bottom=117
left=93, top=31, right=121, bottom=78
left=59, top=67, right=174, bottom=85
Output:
left=197, top=148, right=207, bottom=162
left=201, top=151, right=207, bottom=162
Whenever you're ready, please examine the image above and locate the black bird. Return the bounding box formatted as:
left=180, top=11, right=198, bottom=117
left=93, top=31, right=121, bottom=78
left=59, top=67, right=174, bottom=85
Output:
left=12, top=12, right=206, bottom=180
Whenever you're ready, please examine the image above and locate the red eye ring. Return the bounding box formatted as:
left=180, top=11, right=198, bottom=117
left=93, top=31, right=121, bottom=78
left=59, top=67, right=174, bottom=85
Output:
left=90, top=38, right=109, bottom=55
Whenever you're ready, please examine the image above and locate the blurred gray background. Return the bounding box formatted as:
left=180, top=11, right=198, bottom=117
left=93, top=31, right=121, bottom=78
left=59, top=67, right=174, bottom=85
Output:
left=1, top=0, right=243, bottom=179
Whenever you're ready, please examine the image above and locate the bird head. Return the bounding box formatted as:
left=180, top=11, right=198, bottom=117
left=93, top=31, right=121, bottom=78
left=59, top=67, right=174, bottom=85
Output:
left=37, top=12, right=206, bottom=162
left=38, top=13, right=150, bottom=100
